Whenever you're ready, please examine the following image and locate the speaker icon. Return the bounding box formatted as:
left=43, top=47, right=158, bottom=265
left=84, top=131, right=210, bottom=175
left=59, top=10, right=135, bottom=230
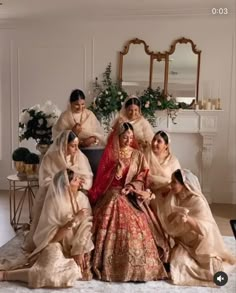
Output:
left=214, top=271, right=228, bottom=286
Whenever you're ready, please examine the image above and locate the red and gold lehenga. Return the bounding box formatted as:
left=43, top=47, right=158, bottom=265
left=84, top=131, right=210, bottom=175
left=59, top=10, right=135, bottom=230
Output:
left=89, top=129, right=169, bottom=282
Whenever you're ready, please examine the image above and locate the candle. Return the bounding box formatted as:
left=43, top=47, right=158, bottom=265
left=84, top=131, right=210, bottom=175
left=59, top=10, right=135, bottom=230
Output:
left=216, top=98, right=221, bottom=110
left=211, top=104, right=216, bottom=110
left=202, top=99, right=205, bottom=110
left=195, top=104, right=199, bottom=110
left=206, top=99, right=212, bottom=110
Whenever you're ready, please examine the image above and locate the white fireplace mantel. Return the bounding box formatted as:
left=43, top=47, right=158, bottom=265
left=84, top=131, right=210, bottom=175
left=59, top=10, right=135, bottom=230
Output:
left=153, top=109, right=223, bottom=203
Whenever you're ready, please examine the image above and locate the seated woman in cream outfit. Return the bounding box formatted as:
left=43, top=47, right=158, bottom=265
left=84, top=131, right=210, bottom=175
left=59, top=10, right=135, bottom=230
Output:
left=112, top=96, right=154, bottom=149
left=156, top=169, right=236, bottom=287
left=24, top=130, right=93, bottom=252
left=0, top=169, right=94, bottom=288
left=52, top=89, right=106, bottom=147
left=144, top=130, right=180, bottom=193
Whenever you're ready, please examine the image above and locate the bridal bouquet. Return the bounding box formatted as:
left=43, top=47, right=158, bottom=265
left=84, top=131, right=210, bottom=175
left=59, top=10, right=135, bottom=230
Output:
left=19, top=101, right=61, bottom=144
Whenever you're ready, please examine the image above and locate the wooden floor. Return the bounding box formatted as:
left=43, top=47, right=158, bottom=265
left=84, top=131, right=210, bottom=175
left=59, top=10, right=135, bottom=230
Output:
left=0, top=190, right=235, bottom=247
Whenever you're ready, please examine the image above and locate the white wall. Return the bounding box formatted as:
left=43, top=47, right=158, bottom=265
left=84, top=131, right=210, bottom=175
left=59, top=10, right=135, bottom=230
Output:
left=0, top=12, right=235, bottom=203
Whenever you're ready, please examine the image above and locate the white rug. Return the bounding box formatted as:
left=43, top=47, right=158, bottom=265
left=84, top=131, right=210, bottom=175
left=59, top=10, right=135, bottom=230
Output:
left=0, top=236, right=235, bottom=293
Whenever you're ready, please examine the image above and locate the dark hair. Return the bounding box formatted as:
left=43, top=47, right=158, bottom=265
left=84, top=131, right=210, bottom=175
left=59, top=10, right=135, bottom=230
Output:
left=119, top=122, right=134, bottom=135
left=69, top=89, right=85, bottom=103
left=67, top=131, right=78, bottom=144
left=154, top=130, right=169, bottom=145
left=66, top=168, right=74, bottom=183
left=173, top=169, right=184, bottom=185
left=125, top=97, right=141, bottom=109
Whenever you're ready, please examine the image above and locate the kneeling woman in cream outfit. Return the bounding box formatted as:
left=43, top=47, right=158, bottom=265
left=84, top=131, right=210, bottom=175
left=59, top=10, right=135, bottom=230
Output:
left=0, top=169, right=94, bottom=288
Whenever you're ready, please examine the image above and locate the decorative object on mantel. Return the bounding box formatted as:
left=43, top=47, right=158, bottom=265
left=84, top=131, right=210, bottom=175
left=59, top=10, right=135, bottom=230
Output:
left=88, top=62, right=128, bottom=132
left=12, top=147, right=30, bottom=178
left=139, top=87, right=180, bottom=125
left=19, top=101, right=60, bottom=153
left=196, top=98, right=222, bottom=110
left=23, top=152, right=40, bottom=179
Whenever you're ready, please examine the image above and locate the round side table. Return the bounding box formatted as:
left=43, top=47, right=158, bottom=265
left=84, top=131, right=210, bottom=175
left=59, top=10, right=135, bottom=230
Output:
left=7, top=175, right=39, bottom=231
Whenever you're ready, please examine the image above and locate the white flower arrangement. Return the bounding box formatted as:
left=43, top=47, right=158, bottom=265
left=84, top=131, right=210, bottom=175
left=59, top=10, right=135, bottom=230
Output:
left=19, top=101, right=61, bottom=144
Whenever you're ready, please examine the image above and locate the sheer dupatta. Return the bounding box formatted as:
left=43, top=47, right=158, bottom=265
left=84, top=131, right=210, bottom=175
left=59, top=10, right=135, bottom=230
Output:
left=31, top=170, right=93, bottom=259
left=88, top=126, right=139, bottom=205
left=160, top=169, right=236, bottom=265
left=144, top=145, right=180, bottom=191
left=52, top=107, right=106, bottom=145
left=39, top=130, right=93, bottom=190
left=112, top=96, right=154, bottom=145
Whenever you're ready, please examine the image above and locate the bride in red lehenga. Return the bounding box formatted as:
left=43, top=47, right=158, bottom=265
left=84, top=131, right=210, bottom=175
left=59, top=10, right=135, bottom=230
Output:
left=89, top=122, right=169, bottom=282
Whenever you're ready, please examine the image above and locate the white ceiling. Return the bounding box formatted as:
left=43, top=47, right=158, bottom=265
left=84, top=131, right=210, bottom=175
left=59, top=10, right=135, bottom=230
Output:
left=0, top=0, right=235, bottom=22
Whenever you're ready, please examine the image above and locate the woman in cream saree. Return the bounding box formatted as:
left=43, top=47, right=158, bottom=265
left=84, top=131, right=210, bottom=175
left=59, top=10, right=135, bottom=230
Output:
left=112, top=96, right=154, bottom=149
left=89, top=122, right=168, bottom=282
left=158, top=169, right=236, bottom=287
left=144, top=130, right=180, bottom=191
left=52, top=89, right=106, bottom=146
left=24, top=130, right=93, bottom=252
left=144, top=131, right=180, bottom=217
left=0, top=169, right=94, bottom=288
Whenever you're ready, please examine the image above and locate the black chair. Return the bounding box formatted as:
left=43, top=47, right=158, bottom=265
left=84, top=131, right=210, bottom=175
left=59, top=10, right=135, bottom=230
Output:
left=80, top=146, right=104, bottom=176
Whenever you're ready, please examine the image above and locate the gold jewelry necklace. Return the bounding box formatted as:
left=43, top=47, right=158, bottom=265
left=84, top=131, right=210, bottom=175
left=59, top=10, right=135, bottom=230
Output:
left=119, top=147, right=130, bottom=159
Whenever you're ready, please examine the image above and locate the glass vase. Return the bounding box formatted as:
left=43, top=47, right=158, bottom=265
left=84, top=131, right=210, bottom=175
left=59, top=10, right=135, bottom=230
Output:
left=14, top=161, right=26, bottom=178
left=36, top=143, right=50, bottom=156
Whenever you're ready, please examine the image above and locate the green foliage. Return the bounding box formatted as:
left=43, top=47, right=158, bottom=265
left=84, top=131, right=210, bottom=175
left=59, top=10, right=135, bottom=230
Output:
left=12, top=147, right=30, bottom=161
left=23, top=152, right=40, bottom=164
left=88, top=63, right=128, bottom=130
left=89, top=63, right=180, bottom=128
left=139, top=87, right=179, bottom=126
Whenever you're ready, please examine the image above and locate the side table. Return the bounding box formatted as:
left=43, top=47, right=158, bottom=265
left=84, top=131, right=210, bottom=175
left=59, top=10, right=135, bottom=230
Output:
left=7, top=175, right=39, bottom=231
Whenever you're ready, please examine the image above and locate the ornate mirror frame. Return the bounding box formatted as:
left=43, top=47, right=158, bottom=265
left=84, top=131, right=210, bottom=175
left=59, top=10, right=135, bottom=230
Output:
left=118, top=38, right=153, bottom=88
left=165, top=37, right=201, bottom=101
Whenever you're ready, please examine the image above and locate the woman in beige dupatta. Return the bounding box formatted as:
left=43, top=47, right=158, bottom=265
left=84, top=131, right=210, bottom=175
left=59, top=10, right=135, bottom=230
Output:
left=158, top=169, right=236, bottom=287
left=144, top=131, right=180, bottom=219
left=112, top=96, right=154, bottom=149
left=0, top=169, right=94, bottom=288
left=24, top=130, right=93, bottom=252
left=145, top=131, right=180, bottom=191
left=52, top=89, right=106, bottom=146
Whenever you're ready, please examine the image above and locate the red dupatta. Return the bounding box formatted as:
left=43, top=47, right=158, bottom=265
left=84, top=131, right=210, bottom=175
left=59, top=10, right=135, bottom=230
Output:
left=88, top=125, right=139, bottom=205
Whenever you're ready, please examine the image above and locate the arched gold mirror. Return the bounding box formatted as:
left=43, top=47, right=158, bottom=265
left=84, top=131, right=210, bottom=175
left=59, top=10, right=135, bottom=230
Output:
left=150, top=52, right=168, bottom=94
left=165, top=37, right=201, bottom=103
left=118, top=38, right=153, bottom=95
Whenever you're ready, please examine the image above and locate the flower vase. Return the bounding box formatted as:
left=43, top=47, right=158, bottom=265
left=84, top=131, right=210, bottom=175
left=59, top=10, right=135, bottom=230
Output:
left=36, top=143, right=50, bottom=156
left=25, top=163, right=39, bottom=179
left=14, top=161, right=27, bottom=179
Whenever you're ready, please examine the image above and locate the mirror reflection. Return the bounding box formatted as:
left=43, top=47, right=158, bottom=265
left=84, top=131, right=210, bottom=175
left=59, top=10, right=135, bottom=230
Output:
left=167, top=43, right=198, bottom=103
left=119, top=39, right=152, bottom=95
left=119, top=37, right=201, bottom=103
left=151, top=58, right=166, bottom=91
